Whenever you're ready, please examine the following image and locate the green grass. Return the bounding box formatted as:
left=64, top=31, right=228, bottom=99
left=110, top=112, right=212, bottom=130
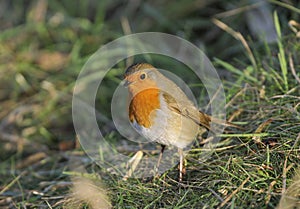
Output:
left=0, top=0, right=300, bottom=208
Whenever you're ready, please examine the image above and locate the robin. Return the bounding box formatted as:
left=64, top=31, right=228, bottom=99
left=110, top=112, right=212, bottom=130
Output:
left=123, top=63, right=240, bottom=182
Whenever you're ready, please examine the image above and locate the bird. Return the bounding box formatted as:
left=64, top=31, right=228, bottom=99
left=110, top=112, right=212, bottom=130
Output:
left=123, top=63, right=240, bottom=182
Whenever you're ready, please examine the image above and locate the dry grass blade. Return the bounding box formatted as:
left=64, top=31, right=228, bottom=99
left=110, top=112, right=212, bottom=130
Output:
left=225, top=85, right=248, bottom=109
left=252, top=118, right=273, bottom=144
left=266, top=181, right=277, bottom=205
left=0, top=171, right=27, bottom=195
left=212, top=18, right=257, bottom=70
left=289, top=53, right=300, bottom=85
left=214, top=2, right=263, bottom=18
left=269, top=0, right=300, bottom=14
left=228, top=109, right=244, bottom=122
left=121, top=16, right=134, bottom=67
left=217, top=177, right=250, bottom=209
left=16, top=152, right=47, bottom=169
left=288, top=20, right=300, bottom=36
left=123, top=150, right=143, bottom=180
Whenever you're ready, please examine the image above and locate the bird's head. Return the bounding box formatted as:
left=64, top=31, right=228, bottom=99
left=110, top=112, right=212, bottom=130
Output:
left=123, top=63, right=159, bottom=95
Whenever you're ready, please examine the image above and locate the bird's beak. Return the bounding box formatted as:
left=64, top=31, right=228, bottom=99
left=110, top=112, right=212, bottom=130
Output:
left=122, top=79, right=132, bottom=88
left=123, top=75, right=137, bottom=88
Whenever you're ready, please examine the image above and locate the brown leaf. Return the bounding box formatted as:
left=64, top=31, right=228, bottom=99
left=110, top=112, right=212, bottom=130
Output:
left=58, top=140, right=75, bottom=151
left=36, top=51, right=69, bottom=71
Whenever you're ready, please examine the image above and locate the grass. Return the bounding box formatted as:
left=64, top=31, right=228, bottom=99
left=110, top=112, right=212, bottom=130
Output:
left=0, top=0, right=300, bottom=208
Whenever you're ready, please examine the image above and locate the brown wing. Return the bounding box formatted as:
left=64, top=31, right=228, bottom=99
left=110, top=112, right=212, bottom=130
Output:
left=162, top=92, right=243, bottom=131
left=162, top=92, right=211, bottom=130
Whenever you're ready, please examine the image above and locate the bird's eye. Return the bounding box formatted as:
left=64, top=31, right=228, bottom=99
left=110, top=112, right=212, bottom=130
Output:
left=140, top=73, right=146, bottom=80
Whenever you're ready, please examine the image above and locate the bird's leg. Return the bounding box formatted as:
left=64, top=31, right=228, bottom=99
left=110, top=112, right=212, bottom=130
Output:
left=178, top=148, right=184, bottom=182
left=155, top=144, right=166, bottom=176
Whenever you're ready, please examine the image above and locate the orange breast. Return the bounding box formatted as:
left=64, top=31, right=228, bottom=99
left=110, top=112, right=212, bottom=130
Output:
left=129, top=88, right=160, bottom=128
